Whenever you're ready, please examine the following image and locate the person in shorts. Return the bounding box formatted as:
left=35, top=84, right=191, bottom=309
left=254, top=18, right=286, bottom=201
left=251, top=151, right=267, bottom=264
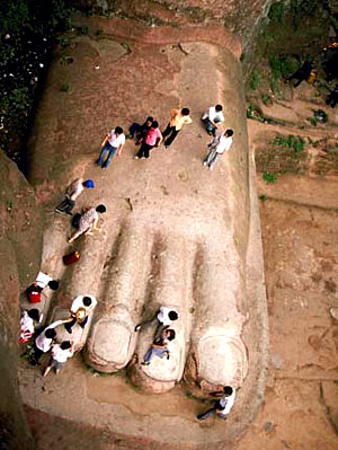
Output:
left=43, top=341, right=74, bottom=377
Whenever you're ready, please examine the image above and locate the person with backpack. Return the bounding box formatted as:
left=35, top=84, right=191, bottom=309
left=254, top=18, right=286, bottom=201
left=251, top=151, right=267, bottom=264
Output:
left=196, top=386, right=236, bottom=421
left=134, top=121, right=163, bottom=159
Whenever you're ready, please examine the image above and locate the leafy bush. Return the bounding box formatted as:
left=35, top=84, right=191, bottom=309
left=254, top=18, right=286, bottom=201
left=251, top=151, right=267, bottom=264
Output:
left=268, top=2, right=285, bottom=23
left=272, top=134, right=306, bottom=153
left=250, top=68, right=261, bottom=90
left=263, top=171, right=277, bottom=183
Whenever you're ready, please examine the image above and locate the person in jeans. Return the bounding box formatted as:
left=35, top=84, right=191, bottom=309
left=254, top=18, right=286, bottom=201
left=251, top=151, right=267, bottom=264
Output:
left=68, top=204, right=106, bottom=243
left=201, top=104, right=224, bottom=136
left=141, top=327, right=176, bottom=365
left=197, top=386, right=236, bottom=421
left=204, top=129, right=234, bottom=170
left=96, top=126, right=125, bottom=168
left=43, top=341, right=74, bottom=377
left=134, top=121, right=163, bottom=159
left=55, top=178, right=95, bottom=215
left=162, top=107, right=192, bottom=148
left=128, top=116, right=153, bottom=144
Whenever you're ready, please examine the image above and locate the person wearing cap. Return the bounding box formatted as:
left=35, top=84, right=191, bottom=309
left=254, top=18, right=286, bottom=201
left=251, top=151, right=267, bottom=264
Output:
left=64, top=294, right=98, bottom=333
left=55, top=177, right=95, bottom=215
left=197, top=386, right=236, bottom=421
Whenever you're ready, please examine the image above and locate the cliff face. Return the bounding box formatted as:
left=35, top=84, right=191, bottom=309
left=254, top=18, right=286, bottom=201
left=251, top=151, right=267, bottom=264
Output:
left=0, top=152, right=43, bottom=449
left=72, top=0, right=274, bottom=43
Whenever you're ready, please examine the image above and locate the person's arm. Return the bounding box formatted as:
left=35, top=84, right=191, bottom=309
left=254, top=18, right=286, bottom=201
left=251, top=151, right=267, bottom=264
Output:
left=185, top=116, right=193, bottom=125
left=117, top=143, right=124, bottom=156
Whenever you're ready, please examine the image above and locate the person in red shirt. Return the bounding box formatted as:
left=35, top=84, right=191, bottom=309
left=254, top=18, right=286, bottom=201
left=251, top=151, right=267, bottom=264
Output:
left=134, top=121, right=163, bottom=159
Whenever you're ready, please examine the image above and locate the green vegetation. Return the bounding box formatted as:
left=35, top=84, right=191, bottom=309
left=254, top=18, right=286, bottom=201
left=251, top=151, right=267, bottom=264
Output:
left=259, top=194, right=268, bottom=201
left=261, top=94, right=272, bottom=106
left=268, top=2, right=285, bottom=23
left=256, top=133, right=308, bottom=177
left=250, top=68, right=261, bottom=90
left=79, top=25, right=89, bottom=35
left=60, top=84, right=73, bottom=93
left=262, top=171, right=277, bottom=183
left=271, top=134, right=306, bottom=153
left=96, top=29, right=104, bottom=36
left=0, top=0, right=73, bottom=163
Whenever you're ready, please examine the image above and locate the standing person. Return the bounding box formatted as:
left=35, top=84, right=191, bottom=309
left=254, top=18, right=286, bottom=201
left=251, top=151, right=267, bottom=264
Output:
left=68, top=204, right=106, bottom=243
left=326, top=84, right=338, bottom=108
left=287, top=60, right=312, bottom=88
left=201, top=104, right=225, bottom=136
left=64, top=294, right=98, bottom=333
left=128, top=116, right=153, bottom=144
left=30, top=319, right=67, bottom=365
left=55, top=178, right=95, bottom=215
left=141, top=327, right=176, bottom=365
left=204, top=129, right=234, bottom=170
left=162, top=107, right=192, bottom=148
left=134, top=121, right=163, bottom=159
left=96, top=126, right=125, bottom=168
left=43, top=341, right=74, bottom=377
left=197, top=386, right=236, bottom=421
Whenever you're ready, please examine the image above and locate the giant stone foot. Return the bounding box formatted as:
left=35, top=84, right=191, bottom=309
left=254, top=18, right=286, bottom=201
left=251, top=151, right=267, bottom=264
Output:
left=26, top=23, right=268, bottom=442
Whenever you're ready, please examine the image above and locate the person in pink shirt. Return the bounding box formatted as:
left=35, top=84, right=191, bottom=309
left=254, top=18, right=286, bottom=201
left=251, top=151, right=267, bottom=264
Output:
left=134, top=121, right=163, bottom=159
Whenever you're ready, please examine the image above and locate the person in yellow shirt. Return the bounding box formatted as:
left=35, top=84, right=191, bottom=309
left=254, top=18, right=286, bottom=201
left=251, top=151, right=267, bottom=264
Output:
left=162, top=107, right=192, bottom=148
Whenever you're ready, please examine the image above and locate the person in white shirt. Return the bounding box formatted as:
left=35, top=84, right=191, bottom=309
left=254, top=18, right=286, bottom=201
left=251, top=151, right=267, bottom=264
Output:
left=201, top=104, right=225, bottom=136
left=26, top=271, right=59, bottom=303
left=64, top=295, right=98, bottom=333
left=55, top=178, right=95, bottom=215
left=203, top=129, right=234, bottom=170
left=19, top=309, right=42, bottom=344
left=43, top=341, right=74, bottom=377
left=96, top=126, right=125, bottom=168
left=134, top=306, right=179, bottom=332
left=197, top=386, right=236, bottom=420
left=31, top=319, right=66, bottom=364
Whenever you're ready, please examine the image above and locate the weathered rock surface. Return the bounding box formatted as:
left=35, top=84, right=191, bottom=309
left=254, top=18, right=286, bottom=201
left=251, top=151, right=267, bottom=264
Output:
left=0, top=151, right=43, bottom=449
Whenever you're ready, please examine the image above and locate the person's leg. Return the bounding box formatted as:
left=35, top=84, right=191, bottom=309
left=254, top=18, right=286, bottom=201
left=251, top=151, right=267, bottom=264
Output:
left=31, top=345, right=44, bottom=365
left=196, top=407, right=217, bottom=420
left=217, top=412, right=228, bottom=420
left=55, top=361, right=65, bottom=375
left=96, top=144, right=110, bottom=166
left=204, top=147, right=216, bottom=166
left=68, top=228, right=87, bottom=243
left=162, top=123, right=172, bottom=139
left=203, top=118, right=215, bottom=135
left=63, top=198, right=75, bottom=215
left=208, top=152, right=221, bottom=170
left=142, top=347, right=154, bottom=364
left=79, top=315, right=89, bottom=329
left=65, top=317, right=77, bottom=333
left=164, top=128, right=179, bottom=147
left=43, top=357, right=55, bottom=377
left=102, top=146, right=117, bottom=168
left=136, top=142, right=146, bottom=159
left=144, top=144, right=153, bottom=159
